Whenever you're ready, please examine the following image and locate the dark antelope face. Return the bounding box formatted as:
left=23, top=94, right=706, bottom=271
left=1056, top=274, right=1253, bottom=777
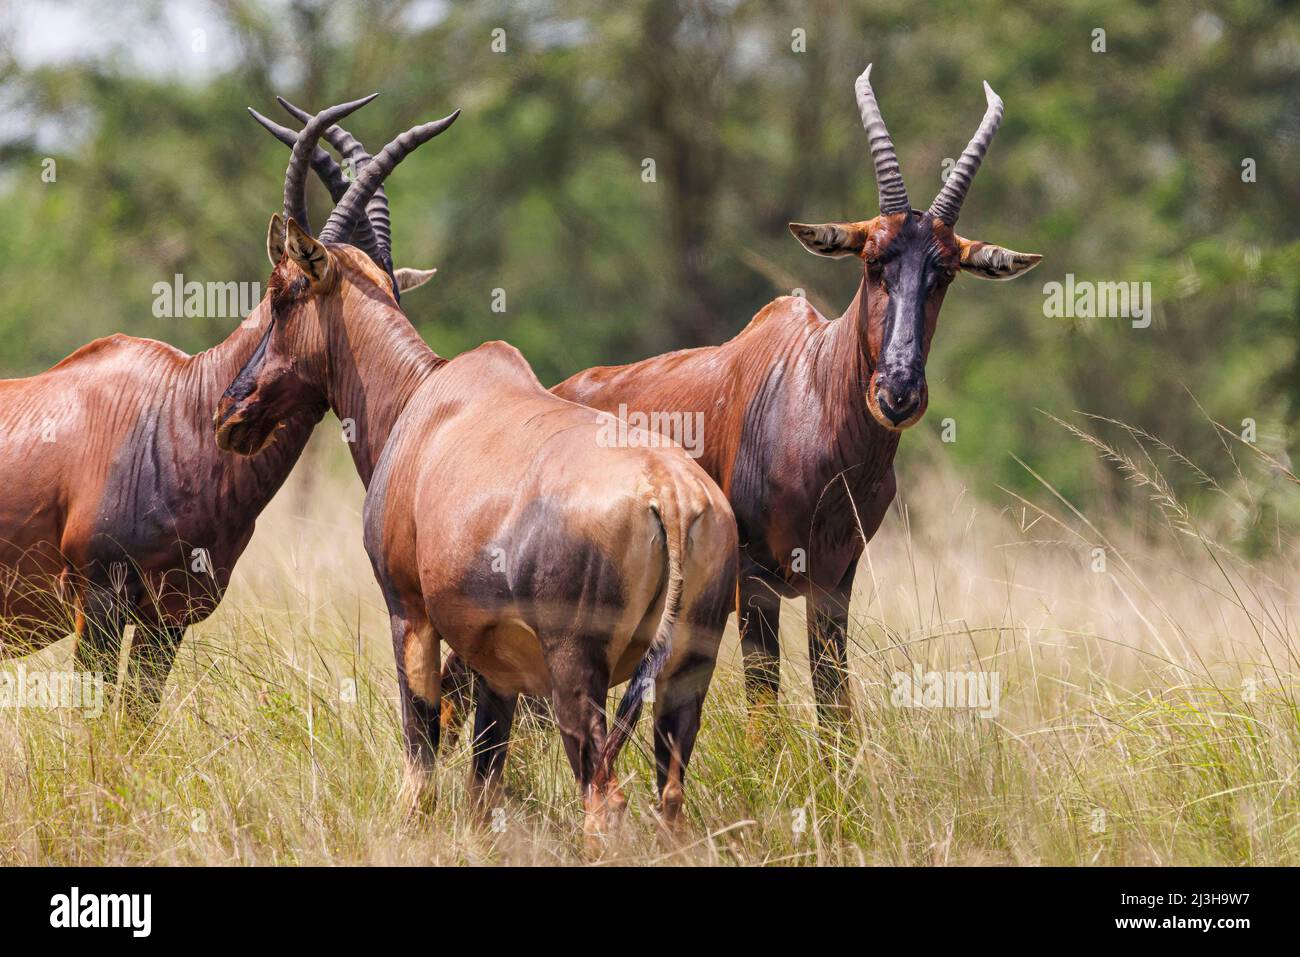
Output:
left=214, top=233, right=434, bottom=456
left=216, top=93, right=453, bottom=453
left=214, top=216, right=350, bottom=455
left=789, top=65, right=1043, bottom=433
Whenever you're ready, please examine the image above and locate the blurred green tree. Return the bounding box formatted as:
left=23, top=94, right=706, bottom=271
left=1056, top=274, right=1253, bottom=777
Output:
left=0, top=0, right=1296, bottom=538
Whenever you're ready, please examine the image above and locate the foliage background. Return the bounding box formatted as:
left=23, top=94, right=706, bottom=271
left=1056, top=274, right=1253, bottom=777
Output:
left=1, top=0, right=1298, bottom=536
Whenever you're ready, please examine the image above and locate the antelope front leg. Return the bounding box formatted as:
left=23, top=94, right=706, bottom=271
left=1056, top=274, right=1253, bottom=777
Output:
left=737, top=578, right=781, bottom=737
left=122, top=622, right=185, bottom=723
left=806, top=558, right=858, bottom=732
left=73, top=583, right=127, bottom=692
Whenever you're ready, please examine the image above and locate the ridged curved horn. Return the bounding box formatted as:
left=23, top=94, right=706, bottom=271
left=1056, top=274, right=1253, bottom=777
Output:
left=277, top=96, right=392, bottom=257
left=318, top=109, right=460, bottom=244
left=367, top=183, right=392, bottom=261
left=248, top=107, right=382, bottom=259
left=281, top=93, right=379, bottom=237
left=928, top=81, right=1004, bottom=226
left=252, top=107, right=350, bottom=198
left=278, top=96, right=367, bottom=167
left=855, top=64, right=910, bottom=215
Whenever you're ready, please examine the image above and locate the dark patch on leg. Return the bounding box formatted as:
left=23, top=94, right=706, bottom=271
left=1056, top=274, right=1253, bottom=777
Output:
left=406, top=695, right=441, bottom=767
left=653, top=659, right=710, bottom=825
left=807, top=557, right=857, bottom=731
left=737, top=574, right=782, bottom=709
left=73, top=581, right=126, bottom=685
left=508, top=499, right=629, bottom=631
left=122, top=622, right=185, bottom=722
left=457, top=497, right=628, bottom=640
left=469, top=673, right=518, bottom=814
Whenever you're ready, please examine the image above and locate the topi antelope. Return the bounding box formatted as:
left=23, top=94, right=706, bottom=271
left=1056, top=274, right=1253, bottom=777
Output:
left=0, top=96, right=436, bottom=719
left=215, top=99, right=738, bottom=835
left=447, top=65, right=1043, bottom=734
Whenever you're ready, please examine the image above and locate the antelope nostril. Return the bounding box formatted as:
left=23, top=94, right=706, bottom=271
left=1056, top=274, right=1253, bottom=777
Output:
left=876, top=382, right=920, bottom=424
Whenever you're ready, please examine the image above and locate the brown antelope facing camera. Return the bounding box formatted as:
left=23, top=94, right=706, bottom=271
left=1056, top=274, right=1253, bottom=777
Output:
left=445, top=65, right=1042, bottom=735
left=214, top=99, right=738, bottom=836
left=0, top=96, right=436, bottom=720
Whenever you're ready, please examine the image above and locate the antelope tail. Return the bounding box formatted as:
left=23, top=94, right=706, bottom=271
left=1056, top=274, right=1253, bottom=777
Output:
left=599, top=495, right=687, bottom=772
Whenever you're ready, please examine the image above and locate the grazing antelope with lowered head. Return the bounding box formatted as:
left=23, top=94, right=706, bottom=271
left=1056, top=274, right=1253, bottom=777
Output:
left=446, top=65, right=1043, bottom=735
left=215, top=100, right=738, bottom=835
left=0, top=95, right=436, bottom=719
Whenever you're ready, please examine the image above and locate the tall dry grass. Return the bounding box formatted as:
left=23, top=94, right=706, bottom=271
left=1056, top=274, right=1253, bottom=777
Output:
left=1, top=414, right=1297, bottom=865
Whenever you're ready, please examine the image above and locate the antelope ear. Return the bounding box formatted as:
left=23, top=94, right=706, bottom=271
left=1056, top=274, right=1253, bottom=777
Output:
left=393, top=267, right=437, bottom=292
left=284, top=217, right=332, bottom=286
left=266, top=213, right=285, bottom=266
left=788, top=222, right=869, bottom=259
left=957, top=236, right=1042, bottom=280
